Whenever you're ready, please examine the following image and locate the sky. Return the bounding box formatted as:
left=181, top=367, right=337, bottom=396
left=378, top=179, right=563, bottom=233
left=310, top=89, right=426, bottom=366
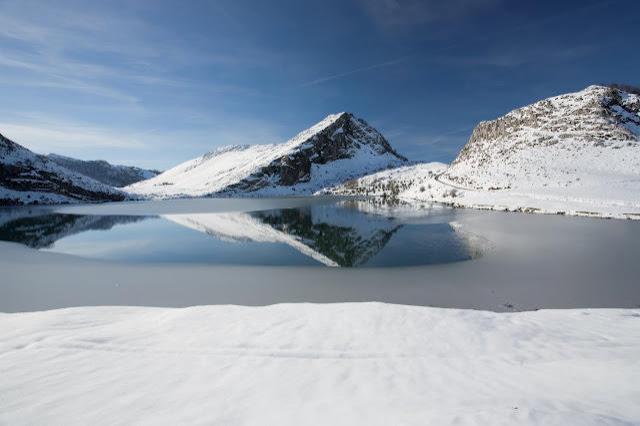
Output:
left=0, top=0, right=638, bottom=170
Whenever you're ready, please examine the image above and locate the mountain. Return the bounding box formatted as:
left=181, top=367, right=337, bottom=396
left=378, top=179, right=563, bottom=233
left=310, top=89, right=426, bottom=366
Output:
left=47, top=154, right=160, bottom=187
left=329, top=85, right=640, bottom=219
left=0, top=132, right=126, bottom=205
left=126, top=112, right=407, bottom=198
left=442, top=84, right=639, bottom=190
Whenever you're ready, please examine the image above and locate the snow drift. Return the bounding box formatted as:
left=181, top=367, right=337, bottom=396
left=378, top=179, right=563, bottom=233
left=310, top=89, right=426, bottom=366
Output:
left=1, top=303, right=638, bottom=425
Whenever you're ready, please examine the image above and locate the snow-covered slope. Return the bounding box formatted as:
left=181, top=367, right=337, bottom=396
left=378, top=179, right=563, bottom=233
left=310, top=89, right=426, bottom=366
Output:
left=0, top=133, right=126, bottom=205
left=48, top=154, right=160, bottom=187
left=326, top=162, right=448, bottom=198
left=1, top=303, right=639, bottom=425
left=443, top=84, right=639, bottom=191
left=330, top=86, right=640, bottom=219
left=126, top=112, right=407, bottom=198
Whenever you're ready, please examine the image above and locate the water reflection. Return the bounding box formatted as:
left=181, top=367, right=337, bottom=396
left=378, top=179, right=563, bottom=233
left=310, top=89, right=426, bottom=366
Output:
left=0, top=202, right=485, bottom=267
left=0, top=213, right=147, bottom=249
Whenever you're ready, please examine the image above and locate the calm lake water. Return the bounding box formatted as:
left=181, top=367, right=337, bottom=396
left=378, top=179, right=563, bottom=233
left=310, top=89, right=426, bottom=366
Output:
left=2, top=197, right=640, bottom=312
left=0, top=201, right=481, bottom=267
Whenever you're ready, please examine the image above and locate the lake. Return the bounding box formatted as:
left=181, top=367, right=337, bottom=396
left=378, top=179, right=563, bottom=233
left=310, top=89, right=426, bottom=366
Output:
left=0, top=200, right=482, bottom=267
left=1, top=197, right=639, bottom=312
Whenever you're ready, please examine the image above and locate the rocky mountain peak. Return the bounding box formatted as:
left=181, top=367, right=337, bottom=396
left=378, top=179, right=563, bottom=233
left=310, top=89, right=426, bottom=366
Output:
left=283, top=111, right=405, bottom=159
left=0, top=132, right=27, bottom=157
left=225, top=112, right=407, bottom=192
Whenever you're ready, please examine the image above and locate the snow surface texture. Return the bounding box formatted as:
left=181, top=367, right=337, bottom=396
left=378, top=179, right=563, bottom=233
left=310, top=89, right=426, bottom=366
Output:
left=126, top=112, right=407, bottom=198
left=1, top=303, right=639, bottom=426
left=0, top=133, right=126, bottom=205
left=47, top=154, right=160, bottom=187
left=330, top=86, right=640, bottom=219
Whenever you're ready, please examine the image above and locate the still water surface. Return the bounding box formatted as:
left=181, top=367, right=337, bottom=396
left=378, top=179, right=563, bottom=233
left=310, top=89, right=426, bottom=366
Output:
left=0, top=201, right=482, bottom=267
left=2, top=198, right=640, bottom=312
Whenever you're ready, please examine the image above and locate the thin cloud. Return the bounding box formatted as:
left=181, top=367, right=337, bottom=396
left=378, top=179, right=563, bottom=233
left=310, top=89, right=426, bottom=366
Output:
left=299, top=57, right=409, bottom=87
left=0, top=1, right=265, bottom=107
left=0, top=119, right=149, bottom=153
left=299, top=0, right=613, bottom=87
left=408, top=126, right=474, bottom=147
left=435, top=44, right=600, bottom=68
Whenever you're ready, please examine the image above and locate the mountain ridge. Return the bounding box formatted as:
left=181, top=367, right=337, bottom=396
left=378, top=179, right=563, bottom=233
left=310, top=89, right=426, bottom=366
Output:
left=0, top=132, right=126, bottom=205
left=327, top=85, right=640, bottom=219
left=126, top=112, right=407, bottom=198
left=47, top=154, right=160, bottom=188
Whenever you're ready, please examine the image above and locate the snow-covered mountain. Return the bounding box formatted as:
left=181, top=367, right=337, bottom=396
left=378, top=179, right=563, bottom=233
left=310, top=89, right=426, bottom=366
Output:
left=47, top=154, right=160, bottom=188
left=329, top=85, right=640, bottom=219
left=126, top=112, right=407, bottom=198
left=442, top=84, right=639, bottom=190
left=0, top=132, right=126, bottom=205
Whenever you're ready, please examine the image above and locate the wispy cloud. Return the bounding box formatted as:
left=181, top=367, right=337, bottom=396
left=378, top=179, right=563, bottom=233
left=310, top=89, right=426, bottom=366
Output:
left=299, top=0, right=612, bottom=87
left=299, top=57, right=409, bottom=87
left=407, top=126, right=474, bottom=147
left=0, top=0, right=264, bottom=105
left=434, top=44, right=600, bottom=68
left=0, top=0, right=282, bottom=167
left=0, top=118, right=149, bottom=154
left=0, top=106, right=289, bottom=169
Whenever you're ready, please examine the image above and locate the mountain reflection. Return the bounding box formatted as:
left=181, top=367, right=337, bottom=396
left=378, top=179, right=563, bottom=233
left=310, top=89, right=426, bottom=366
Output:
left=0, top=213, right=148, bottom=249
left=0, top=203, right=485, bottom=267
left=250, top=208, right=401, bottom=267
left=163, top=206, right=403, bottom=267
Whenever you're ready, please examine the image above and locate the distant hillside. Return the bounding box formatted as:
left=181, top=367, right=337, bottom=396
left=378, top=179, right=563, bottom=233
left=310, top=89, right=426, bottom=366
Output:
left=47, top=154, right=160, bottom=187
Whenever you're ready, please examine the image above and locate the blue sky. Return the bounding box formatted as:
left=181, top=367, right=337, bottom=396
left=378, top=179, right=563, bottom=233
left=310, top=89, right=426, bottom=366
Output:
left=0, top=0, right=638, bottom=170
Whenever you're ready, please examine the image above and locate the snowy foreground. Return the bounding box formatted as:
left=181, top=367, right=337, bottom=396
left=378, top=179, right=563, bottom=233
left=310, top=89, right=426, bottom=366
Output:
left=1, top=303, right=639, bottom=426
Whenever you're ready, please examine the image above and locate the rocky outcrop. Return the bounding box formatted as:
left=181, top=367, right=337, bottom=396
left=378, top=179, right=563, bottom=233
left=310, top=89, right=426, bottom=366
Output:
left=444, top=85, right=640, bottom=189
left=47, top=154, right=160, bottom=187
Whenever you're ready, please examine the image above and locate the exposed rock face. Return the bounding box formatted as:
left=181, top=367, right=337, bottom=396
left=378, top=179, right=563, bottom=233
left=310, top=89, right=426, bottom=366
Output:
left=0, top=133, right=126, bottom=205
left=223, top=112, right=406, bottom=193
left=444, top=85, right=640, bottom=189
left=47, top=154, right=160, bottom=187
left=126, top=112, right=407, bottom=198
